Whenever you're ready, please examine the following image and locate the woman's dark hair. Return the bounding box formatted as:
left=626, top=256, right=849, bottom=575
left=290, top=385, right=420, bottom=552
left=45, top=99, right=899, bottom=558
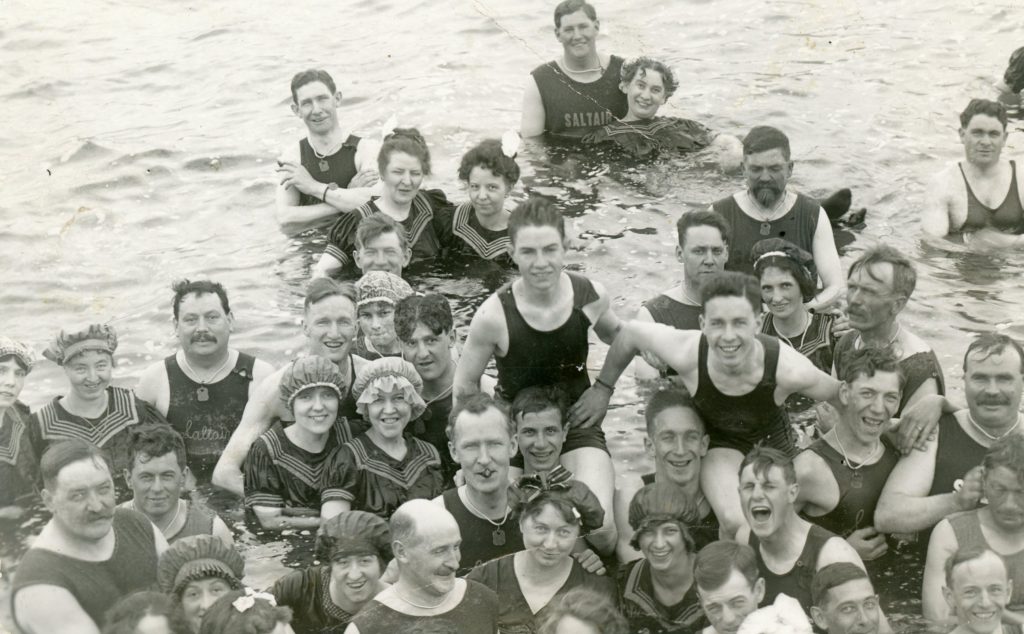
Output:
left=750, top=238, right=817, bottom=302
left=379, top=128, right=431, bottom=176
left=199, top=590, right=293, bottom=634
left=457, top=139, right=520, bottom=188
left=518, top=491, right=581, bottom=531
left=538, top=587, right=628, bottom=634
left=102, top=591, right=190, bottom=634
left=620, top=57, right=678, bottom=99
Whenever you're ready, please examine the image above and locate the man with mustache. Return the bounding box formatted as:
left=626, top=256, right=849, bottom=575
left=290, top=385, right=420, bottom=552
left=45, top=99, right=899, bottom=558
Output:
left=923, top=435, right=1024, bottom=624
left=710, top=126, right=843, bottom=311
left=136, top=279, right=273, bottom=481
left=634, top=210, right=731, bottom=380
left=876, top=334, right=1023, bottom=544
left=345, top=499, right=500, bottom=634
left=213, top=278, right=369, bottom=497
left=13, top=440, right=168, bottom=634
left=118, top=424, right=233, bottom=545
left=614, top=388, right=719, bottom=563
left=275, top=68, right=381, bottom=227
left=922, top=99, right=1024, bottom=246
left=809, top=563, right=883, bottom=634
left=520, top=0, right=627, bottom=138
left=434, top=393, right=524, bottom=575
left=795, top=348, right=903, bottom=563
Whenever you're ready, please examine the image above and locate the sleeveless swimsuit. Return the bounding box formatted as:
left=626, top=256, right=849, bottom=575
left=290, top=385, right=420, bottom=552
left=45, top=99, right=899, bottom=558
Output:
left=959, top=160, right=1024, bottom=233
left=297, top=134, right=360, bottom=206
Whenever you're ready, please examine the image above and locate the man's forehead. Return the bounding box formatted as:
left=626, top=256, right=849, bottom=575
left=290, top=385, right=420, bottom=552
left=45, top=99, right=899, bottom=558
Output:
left=133, top=451, right=181, bottom=473
left=683, top=225, right=726, bottom=247
left=457, top=407, right=510, bottom=439
left=307, top=295, right=355, bottom=316
left=965, top=114, right=1006, bottom=132
left=178, top=292, right=225, bottom=314
left=363, top=232, right=402, bottom=250
left=57, top=458, right=112, bottom=488
left=653, top=407, right=703, bottom=434
left=702, top=568, right=756, bottom=599
left=849, top=370, right=901, bottom=392
left=295, top=81, right=333, bottom=100
left=518, top=408, right=562, bottom=429
left=850, top=262, right=893, bottom=288
left=744, top=148, right=788, bottom=166
left=740, top=464, right=784, bottom=483
left=967, top=347, right=1022, bottom=374
left=559, top=10, right=595, bottom=27
left=827, top=578, right=875, bottom=603
left=953, top=555, right=1008, bottom=587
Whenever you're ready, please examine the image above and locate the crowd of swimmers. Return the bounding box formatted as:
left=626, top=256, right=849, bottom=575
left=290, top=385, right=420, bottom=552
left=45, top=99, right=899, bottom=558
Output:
left=3, top=2, right=1024, bottom=634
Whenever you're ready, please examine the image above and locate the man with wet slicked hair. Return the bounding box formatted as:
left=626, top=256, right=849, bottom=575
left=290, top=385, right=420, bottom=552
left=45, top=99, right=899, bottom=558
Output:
left=942, top=547, right=1016, bottom=634
left=13, top=440, right=168, bottom=634
left=213, top=278, right=369, bottom=496
left=923, top=98, right=1024, bottom=245
left=809, top=563, right=882, bottom=634
left=520, top=0, right=627, bottom=138
left=345, top=499, right=500, bottom=634
left=694, top=541, right=765, bottom=634
left=135, top=279, right=273, bottom=480
left=275, top=68, right=381, bottom=226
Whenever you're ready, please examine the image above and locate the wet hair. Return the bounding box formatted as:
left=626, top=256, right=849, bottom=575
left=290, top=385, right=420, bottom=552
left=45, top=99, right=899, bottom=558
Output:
left=102, top=591, right=190, bottom=634
left=511, top=385, right=569, bottom=429
left=643, top=387, right=704, bottom=437
left=983, top=435, right=1024, bottom=487
left=1005, top=47, right=1024, bottom=94
left=379, top=128, right=431, bottom=176
left=620, top=57, right=678, bottom=99
left=700, top=271, right=762, bottom=316
left=517, top=490, right=583, bottom=531
left=303, top=278, right=357, bottom=313
left=750, top=238, right=816, bottom=302
left=355, top=212, right=409, bottom=252
left=739, top=445, right=796, bottom=485
left=811, top=563, right=871, bottom=608
left=742, top=126, right=791, bottom=161
left=198, top=590, right=293, bottom=634
left=959, top=98, right=1008, bottom=130
left=171, top=279, right=230, bottom=321
left=457, top=139, right=521, bottom=188
left=127, top=424, right=187, bottom=472
left=394, top=294, right=453, bottom=342
left=537, top=587, right=628, bottom=634
left=446, top=392, right=515, bottom=443
left=945, top=546, right=1007, bottom=588
left=694, top=540, right=760, bottom=593
left=963, top=332, right=1024, bottom=374
left=41, top=438, right=111, bottom=491
left=508, top=196, right=566, bottom=244
left=0, top=354, right=29, bottom=373
left=847, top=244, right=917, bottom=301
left=553, top=0, right=597, bottom=28
left=290, top=69, right=336, bottom=103
left=838, top=346, right=906, bottom=391
left=676, top=210, right=732, bottom=249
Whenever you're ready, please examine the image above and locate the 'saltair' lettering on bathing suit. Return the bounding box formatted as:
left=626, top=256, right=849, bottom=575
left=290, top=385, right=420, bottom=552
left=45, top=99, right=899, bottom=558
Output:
left=563, top=111, right=616, bottom=129
left=532, top=55, right=628, bottom=137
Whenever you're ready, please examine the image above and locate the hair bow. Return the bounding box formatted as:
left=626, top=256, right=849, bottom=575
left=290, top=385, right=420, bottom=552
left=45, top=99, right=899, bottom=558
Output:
left=380, top=114, right=399, bottom=141
left=232, top=587, right=277, bottom=613
left=501, top=129, right=521, bottom=159
left=515, top=465, right=574, bottom=502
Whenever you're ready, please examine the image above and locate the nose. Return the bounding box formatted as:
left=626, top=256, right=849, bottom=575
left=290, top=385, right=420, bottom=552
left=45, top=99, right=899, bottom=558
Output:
left=543, top=532, right=559, bottom=550
left=673, top=436, right=686, bottom=455
left=311, top=392, right=327, bottom=411
left=443, top=548, right=460, bottom=570
left=382, top=396, right=397, bottom=413
left=370, top=315, right=385, bottom=331
left=85, top=490, right=105, bottom=512
left=978, top=588, right=995, bottom=608
left=415, top=340, right=430, bottom=358
left=653, top=530, right=668, bottom=549
left=200, top=590, right=219, bottom=612
left=477, top=444, right=493, bottom=465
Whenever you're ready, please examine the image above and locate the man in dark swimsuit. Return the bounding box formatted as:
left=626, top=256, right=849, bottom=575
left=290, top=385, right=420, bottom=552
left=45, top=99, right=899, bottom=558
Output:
left=13, top=440, right=167, bottom=633
left=923, top=98, right=1024, bottom=245
left=877, top=334, right=1024, bottom=544
left=735, top=447, right=868, bottom=613
left=795, top=348, right=902, bottom=563
left=634, top=210, right=730, bottom=379
left=275, top=69, right=381, bottom=226
left=213, top=278, right=368, bottom=497
left=455, top=197, right=623, bottom=553
left=520, top=0, right=627, bottom=138
left=136, top=279, right=273, bottom=481
left=709, top=126, right=843, bottom=311
left=614, top=388, right=719, bottom=563
left=590, top=271, right=839, bottom=538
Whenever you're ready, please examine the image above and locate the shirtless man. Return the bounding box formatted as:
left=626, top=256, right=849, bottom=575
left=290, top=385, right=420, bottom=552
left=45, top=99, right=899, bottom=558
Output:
left=212, top=278, right=368, bottom=496
left=589, top=271, right=840, bottom=537
left=275, top=69, right=381, bottom=227
left=923, top=99, right=1024, bottom=245
left=135, top=279, right=272, bottom=480
left=454, top=196, right=622, bottom=552
left=876, top=334, right=1024, bottom=542
left=614, top=388, right=719, bottom=563
left=796, top=347, right=902, bottom=562
left=633, top=210, right=730, bottom=379
left=710, top=126, right=843, bottom=311
left=736, top=447, right=872, bottom=615
left=520, top=0, right=627, bottom=138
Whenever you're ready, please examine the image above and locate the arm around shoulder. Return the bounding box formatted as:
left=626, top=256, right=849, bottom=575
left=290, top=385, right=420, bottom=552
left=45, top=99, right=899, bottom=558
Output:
left=212, top=370, right=283, bottom=496
left=586, top=280, right=621, bottom=345
left=453, top=297, right=503, bottom=403
left=922, top=518, right=958, bottom=624
left=14, top=585, right=101, bottom=634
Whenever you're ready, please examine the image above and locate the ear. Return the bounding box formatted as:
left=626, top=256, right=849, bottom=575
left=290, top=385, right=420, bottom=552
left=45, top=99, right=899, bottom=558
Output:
left=448, top=439, right=458, bottom=463
left=392, top=539, right=407, bottom=563
left=226, top=312, right=235, bottom=332
left=958, top=127, right=968, bottom=145
left=302, top=317, right=312, bottom=337
left=810, top=606, right=828, bottom=631
left=943, top=585, right=956, bottom=613
left=593, top=19, right=600, bottom=32
left=333, top=91, right=343, bottom=107
left=290, top=101, right=300, bottom=117
left=788, top=481, right=800, bottom=503
left=508, top=434, right=519, bottom=456
left=698, top=314, right=706, bottom=330
left=675, top=244, right=685, bottom=263
left=618, top=80, right=629, bottom=95
left=754, top=577, right=766, bottom=603
left=643, top=435, right=654, bottom=456
left=698, top=432, right=710, bottom=457
left=402, top=248, right=413, bottom=267
left=123, top=469, right=133, bottom=491
left=892, top=294, right=909, bottom=315
left=41, top=487, right=55, bottom=512
left=838, top=381, right=851, bottom=407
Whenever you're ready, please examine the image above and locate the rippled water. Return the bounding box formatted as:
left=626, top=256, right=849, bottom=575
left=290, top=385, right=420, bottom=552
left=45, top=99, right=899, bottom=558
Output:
left=2, top=0, right=1023, bottom=631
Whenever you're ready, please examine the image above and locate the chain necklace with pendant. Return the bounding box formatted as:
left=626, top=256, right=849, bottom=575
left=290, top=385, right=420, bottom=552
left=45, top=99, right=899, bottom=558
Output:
left=180, top=353, right=233, bottom=402
left=462, top=490, right=511, bottom=546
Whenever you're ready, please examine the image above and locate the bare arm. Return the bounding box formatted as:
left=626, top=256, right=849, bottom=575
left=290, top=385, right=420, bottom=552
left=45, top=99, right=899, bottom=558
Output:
left=134, top=361, right=169, bottom=416
left=631, top=306, right=662, bottom=381
left=922, top=518, right=958, bottom=624
left=520, top=77, right=546, bottom=138
left=808, top=207, right=844, bottom=311
left=613, top=476, right=644, bottom=564
left=586, top=281, right=622, bottom=346
left=793, top=450, right=838, bottom=516
left=779, top=344, right=841, bottom=403
left=320, top=500, right=352, bottom=520
left=252, top=506, right=323, bottom=531
left=15, top=586, right=101, bottom=634
left=212, top=369, right=283, bottom=496
left=453, top=297, right=503, bottom=405
left=921, top=170, right=956, bottom=237
left=312, top=251, right=345, bottom=279
left=596, top=321, right=698, bottom=390
left=212, top=515, right=235, bottom=546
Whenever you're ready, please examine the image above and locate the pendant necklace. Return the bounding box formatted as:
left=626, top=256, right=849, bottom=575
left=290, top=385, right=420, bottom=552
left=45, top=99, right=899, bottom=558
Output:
left=748, top=190, right=788, bottom=236
left=966, top=411, right=1022, bottom=443
left=310, top=136, right=344, bottom=172
left=180, top=353, right=233, bottom=402
left=831, top=430, right=882, bottom=489
left=854, top=323, right=902, bottom=353
left=462, top=490, right=511, bottom=546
